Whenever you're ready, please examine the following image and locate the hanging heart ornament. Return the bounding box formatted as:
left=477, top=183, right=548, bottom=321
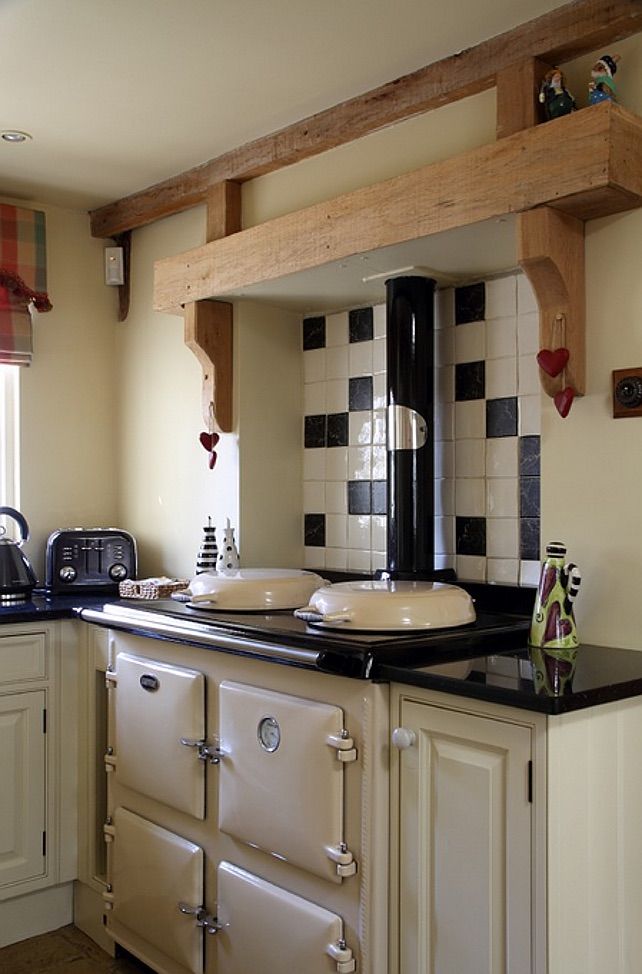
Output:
left=553, top=386, right=575, bottom=418
left=537, top=347, right=569, bottom=377
left=199, top=431, right=220, bottom=469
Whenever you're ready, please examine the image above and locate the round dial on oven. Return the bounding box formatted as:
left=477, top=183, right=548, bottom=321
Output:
left=257, top=715, right=281, bottom=752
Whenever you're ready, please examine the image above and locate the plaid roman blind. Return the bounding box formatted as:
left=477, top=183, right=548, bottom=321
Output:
left=0, top=204, right=52, bottom=365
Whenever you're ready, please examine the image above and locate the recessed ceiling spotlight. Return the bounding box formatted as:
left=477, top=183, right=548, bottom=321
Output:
left=1, top=130, right=32, bottom=143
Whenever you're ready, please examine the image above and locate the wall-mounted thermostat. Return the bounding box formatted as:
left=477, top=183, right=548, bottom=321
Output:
left=104, top=246, right=125, bottom=286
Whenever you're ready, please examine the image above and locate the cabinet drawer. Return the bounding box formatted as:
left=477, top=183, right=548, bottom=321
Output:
left=0, top=632, right=48, bottom=684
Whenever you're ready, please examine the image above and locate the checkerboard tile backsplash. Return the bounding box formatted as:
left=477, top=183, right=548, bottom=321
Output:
left=302, top=273, right=541, bottom=584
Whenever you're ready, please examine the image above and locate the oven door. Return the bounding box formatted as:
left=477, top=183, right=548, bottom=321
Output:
left=218, top=681, right=357, bottom=883
left=111, top=652, right=206, bottom=819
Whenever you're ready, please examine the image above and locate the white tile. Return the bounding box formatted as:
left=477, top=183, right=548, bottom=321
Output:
left=486, top=478, right=518, bottom=517
left=373, top=303, right=386, bottom=339
left=486, top=316, right=517, bottom=360
left=326, top=345, right=348, bottom=379
left=372, top=410, right=387, bottom=445
left=349, top=411, right=372, bottom=445
left=303, top=348, right=325, bottom=382
left=303, top=449, right=325, bottom=481
left=455, top=321, right=485, bottom=363
left=455, top=439, right=485, bottom=478
left=435, top=402, right=455, bottom=441
left=325, top=447, right=348, bottom=481
left=348, top=515, right=371, bottom=550
left=518, top=353, right=541, bottom=396
left=435, top=553, right=456, bottom=571
left=486, top=437, right=518, bottom=478
left=456, top=554, right=486, bottom=581
left=487, top=558, right=519, bottom=584
left=373, top=337, right=386, bottom=374
left=348, top=446, right=371, bottom=480
left=303, top=482, right=325, bottom=512
left=349, top=340, right=373, bottom=376
left=371, top=446, right=386, bottom=481
left=435, top=440, right=454, bottom=479
left=371, top=515, right=387, bottom=552
left=325, top=547, right=348, bottom=570
left=304, top=381, right=326, bottom=415
left=348, top=549, right=372, bottom=572
left=304, top=546, right=325, bottom=569
left=326, top=311, right=349, bottom=346
left=326, top=379, right=348, bottom=413
left=517, top=273, right=538, bottom=314
left=519, top=394, right=541, bottom=436
left=455, top=478, right=486, bottom=516
left=486, top=518, right=519, bottom=559
left=326, top=514, right=348, bottom=548
left=520, top=560, right=541, bottom=586
left=373, top=372, right=387, bottom=409
left=435, top=478, right=455, bottom=516
left=372, top=550, right=387, bottom=572
left=485, top=276, right=516, bottom=318
left=435, top=516, right=455, bottom=555
left=325, top=482, right=347, bottom=514
left=435, top=326, right=454, bottom=366
left=437, top=364, right=455, bottom=404
left=455, top=400, right=485, bottom=439
left=436, top=287, right=455, bottom=329
left=485, top=357, right=517, bottom=399
left=517, top=311, right=540, bottom=356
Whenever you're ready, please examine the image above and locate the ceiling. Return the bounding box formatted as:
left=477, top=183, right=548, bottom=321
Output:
left=0, top=0, right=563, bottom=214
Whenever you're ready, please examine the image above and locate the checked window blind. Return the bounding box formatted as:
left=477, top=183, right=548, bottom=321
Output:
left=0, top=204, right=52, bottom=365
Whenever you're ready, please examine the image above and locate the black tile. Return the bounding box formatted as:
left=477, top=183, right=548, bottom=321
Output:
left=302, top=316, right=326, bottom=350
left=456, top=516, right=487, bottom=556
left=327, top=412, right=349, bottom=447
left=349, top=376, right=373, bottom=411
left=304, top=513, right=325, bottom=547
left=372, top=480, right=388, bottom=515
left=520, top=477, right=541, bottom=518
left=455, top=282, right=485, bottom=325
left=304, top=414, right=326, bottom=449
left=520, top=518, right=540, bottom=560
left=349, top=307, right=374, bottom=343
left=348, top=481, right=371, bottom=515
left=486, top=397, right=518, bottom=438
left=455, top=361, right=485, bottom=401
left=519, top=435, right=541, bottom=477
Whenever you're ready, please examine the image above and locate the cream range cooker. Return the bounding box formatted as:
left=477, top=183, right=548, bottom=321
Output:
left=82, top=597, right=530, bottom=974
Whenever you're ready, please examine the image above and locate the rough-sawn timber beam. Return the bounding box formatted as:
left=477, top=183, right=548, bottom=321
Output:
left=153, top=102, right=642, bottom=314
left=90, top=0, right=642, bottom=239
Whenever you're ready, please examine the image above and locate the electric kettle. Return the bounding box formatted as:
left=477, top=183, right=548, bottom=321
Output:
left=0, top=506, right=38, bottom=604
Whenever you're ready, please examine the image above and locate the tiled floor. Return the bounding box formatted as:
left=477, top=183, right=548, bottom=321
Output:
left=0, top=925, right=154, bottom=974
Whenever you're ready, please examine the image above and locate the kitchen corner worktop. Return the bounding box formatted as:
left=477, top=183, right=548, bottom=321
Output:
left=3, top=589, right=642, bottom=715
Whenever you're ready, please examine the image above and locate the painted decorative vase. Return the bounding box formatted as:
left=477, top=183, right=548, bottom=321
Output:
left=196, top=516, right=217, bottom=574
left=529, top=645, right=577, bottom=696
left=217, top=519, right=240, bottom=573
left=529, top=541, right=581, bottom=652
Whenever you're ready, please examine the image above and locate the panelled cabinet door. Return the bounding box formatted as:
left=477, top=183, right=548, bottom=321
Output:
left=0, top=690, right=46, bottom=891
left=395, top=700, right=533, bottom=974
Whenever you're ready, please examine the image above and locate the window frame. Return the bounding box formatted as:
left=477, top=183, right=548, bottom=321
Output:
left=0, top=364, right=20, bottom=509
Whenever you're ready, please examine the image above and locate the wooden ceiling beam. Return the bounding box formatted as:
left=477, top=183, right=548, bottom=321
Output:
left=90, top=0, right=642, bottom=239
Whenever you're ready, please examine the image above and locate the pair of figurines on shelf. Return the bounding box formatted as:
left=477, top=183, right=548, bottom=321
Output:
left=196, top=517, right=240, bottom=574
left=538, top=53, right=621, bottom=121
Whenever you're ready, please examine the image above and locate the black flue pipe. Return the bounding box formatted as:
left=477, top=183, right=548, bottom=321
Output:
left=385, top=276, right=436, bottom=578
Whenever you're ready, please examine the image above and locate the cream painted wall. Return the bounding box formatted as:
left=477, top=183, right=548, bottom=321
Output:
left=0, top=197, right=118, bottom=581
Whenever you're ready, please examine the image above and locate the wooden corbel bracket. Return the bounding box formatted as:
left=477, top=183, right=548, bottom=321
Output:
left=517, top=206, right=585, bottom=399
left=184, top=299, right=233, bottom=433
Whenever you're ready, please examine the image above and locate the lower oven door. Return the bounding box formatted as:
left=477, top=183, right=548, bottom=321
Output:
left=216, top=861, right=356, bottom=974
left=105, top=807, right=204, bottom=974
left=218, top=682, right=357, bottom=883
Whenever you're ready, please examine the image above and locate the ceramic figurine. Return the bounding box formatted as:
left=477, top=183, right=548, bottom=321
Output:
left=217, top=519, right=240, bottom=573
left=196, top=516, right=218, bottom=574
left=588, top=53, right=620, bottom=104
left=529, top=541, right=581, bottom=652
left=539, top=67, right=576, bottom=120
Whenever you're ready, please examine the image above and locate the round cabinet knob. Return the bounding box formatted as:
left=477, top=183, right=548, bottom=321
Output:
left=391, top=726, right=417, bottom=750
left=58, top=565, right=77, bottom=583
left=109, top=563, right=128, bottom=581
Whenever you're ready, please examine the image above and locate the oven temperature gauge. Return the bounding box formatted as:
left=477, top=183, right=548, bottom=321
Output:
left=257, top=716, right=281, bottom=752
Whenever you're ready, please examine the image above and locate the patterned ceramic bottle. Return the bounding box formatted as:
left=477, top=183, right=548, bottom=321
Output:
left=216, top=519, right=240, bottom=573
left=195, top=516, right=217, bottom=574
left=529, top=541, right=581, bottom=651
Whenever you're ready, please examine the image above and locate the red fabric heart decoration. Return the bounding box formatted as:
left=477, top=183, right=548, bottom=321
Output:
left=199, top=431, right=220, bottom=452
left=554, top=386, right=575, bottom=418
left=537, top=347, right=569, bottom=377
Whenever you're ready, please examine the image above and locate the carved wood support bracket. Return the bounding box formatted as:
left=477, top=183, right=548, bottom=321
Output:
left=114, top=229, right=132, bottom=322
left=517, top=206, right=586, bottom=398
left=184, top=299, right=233, bottom=433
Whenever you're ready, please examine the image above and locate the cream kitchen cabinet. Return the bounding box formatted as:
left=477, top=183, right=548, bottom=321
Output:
left=0, top=622, right=79, bottom=947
